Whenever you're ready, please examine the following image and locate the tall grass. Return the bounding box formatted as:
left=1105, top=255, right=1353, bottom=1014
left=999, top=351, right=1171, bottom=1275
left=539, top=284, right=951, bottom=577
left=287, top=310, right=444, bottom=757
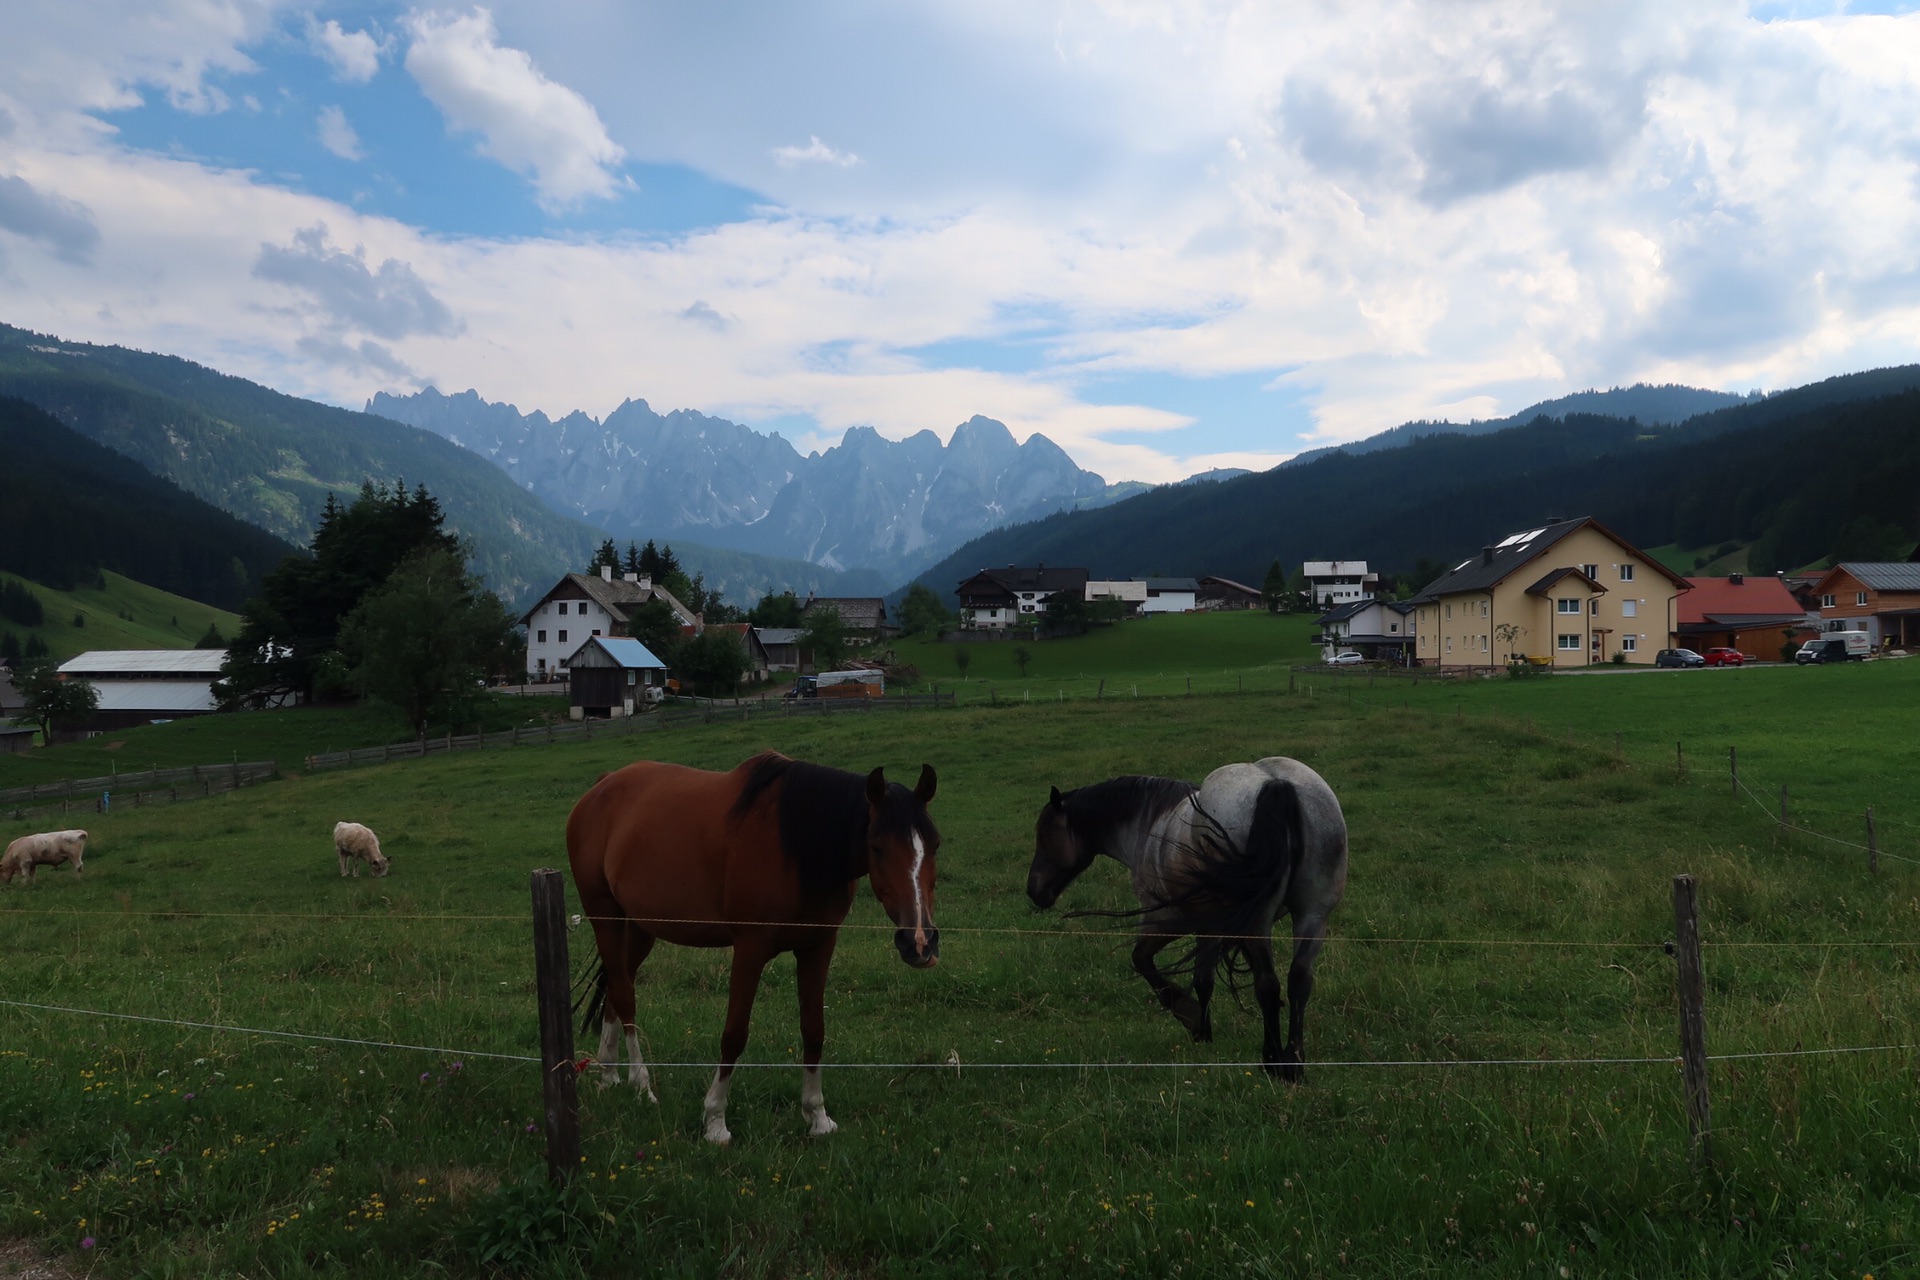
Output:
left=2, top=686, right=1916, bottom=1276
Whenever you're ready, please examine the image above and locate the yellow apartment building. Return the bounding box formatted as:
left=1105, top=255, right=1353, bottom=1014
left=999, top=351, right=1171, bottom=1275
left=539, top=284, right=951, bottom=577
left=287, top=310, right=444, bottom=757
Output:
left=1411, top=517, right=1690, bottom=669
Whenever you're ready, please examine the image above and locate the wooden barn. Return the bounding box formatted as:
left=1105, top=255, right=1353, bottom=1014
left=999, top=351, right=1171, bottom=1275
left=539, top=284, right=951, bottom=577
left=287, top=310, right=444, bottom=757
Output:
left=566, top=637, right=668, bottom=719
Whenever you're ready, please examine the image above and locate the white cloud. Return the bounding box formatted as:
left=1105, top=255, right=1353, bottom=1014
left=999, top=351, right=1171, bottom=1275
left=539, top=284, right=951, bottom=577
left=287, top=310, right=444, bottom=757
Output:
left=8, top=1, right=1920, bottom=489
left=402, top=7, right=625, bottom=209
left=316, top=105, right=364, bottom=160
left=772, top=136, right=861, bottom=169
left=308, top=18, right=383, bottom=83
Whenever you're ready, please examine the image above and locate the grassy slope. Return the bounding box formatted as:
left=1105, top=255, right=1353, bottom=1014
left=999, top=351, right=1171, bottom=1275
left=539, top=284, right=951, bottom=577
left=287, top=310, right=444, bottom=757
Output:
left=2, top=570, right=240, bottom=663
left=2, top=657, right=1919, bottom=1275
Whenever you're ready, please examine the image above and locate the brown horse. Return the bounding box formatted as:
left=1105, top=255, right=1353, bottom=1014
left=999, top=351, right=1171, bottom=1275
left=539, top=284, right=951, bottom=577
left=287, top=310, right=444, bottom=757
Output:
left=566, top=751, right=940, bottom=1144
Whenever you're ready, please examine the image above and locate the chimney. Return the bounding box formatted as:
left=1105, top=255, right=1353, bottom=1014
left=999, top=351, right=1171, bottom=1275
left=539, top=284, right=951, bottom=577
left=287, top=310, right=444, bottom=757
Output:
left=1482, top=546, right=1495, bottom=565
left=600, top=565, right=613, bottom=582
left=1729, top=572, right=1744, bottom=586
left=623, top=571, right=637, bottom=584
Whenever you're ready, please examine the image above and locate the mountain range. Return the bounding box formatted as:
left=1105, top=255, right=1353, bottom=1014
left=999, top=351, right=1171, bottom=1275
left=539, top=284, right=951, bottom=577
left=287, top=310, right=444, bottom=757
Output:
left=910, top=365, right=1920, bottom=599
left=369, top=388, right=1115, bottom=581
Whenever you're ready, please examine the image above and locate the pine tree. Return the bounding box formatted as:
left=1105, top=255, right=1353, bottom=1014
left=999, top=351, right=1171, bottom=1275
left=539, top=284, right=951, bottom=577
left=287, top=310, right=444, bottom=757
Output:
left=589, top=539, right=621, bottom=573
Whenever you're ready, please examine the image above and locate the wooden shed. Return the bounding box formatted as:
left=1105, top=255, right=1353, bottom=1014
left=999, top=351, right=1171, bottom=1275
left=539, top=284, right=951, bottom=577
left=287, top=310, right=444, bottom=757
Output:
left=566, top=637, right=668, bottom=719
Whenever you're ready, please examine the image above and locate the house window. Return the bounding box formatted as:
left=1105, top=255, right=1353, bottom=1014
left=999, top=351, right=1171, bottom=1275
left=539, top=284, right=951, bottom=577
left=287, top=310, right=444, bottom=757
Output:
left=1445, top=603, right=1452, bottom=620
left=592, top=629, right=602, bottom=637
left=1480, top=634, right=1488, bottom=652
left=1821, top=594, right=1835, bottom=609
left=1445, top=636, right=1452, bottom=654
left=1622, top=600, right=1638, bottom=618
left=558, top=602, right=568, bottom=615
left=1557, top=598, right=1581, bottom=614
left=558, top=630, right=568, bottom=644
left=1558, top=634, right=1581, bottom=651
left=1480, top=601, right=1489, bottom=617
left=1858, top=591, right=1869, bottom=606
left=1590, top=599, right=1600, bottom=616
left=1621, top=636, right=1638, bottom=653
left=1619, top=564, right=1635, bottom=582
left=536, top=630, right=547, bottom=643
left=1581, top=564, right=1598, bottom=580
left=1389, top=623, right=1399, bottom=633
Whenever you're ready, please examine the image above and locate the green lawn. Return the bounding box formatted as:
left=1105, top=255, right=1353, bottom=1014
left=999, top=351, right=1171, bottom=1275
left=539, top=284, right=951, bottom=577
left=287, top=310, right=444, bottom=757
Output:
left=894, top=610, right=1322, bottom=699
left=0, top=570, right=241, bottom=663
left=2, top=665, right=1917, bottom=1277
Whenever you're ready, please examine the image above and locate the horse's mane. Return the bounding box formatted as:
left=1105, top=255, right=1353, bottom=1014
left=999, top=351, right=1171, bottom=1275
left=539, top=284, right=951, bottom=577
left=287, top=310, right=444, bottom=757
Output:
left=1062, top=775, right=1197, bottom=853
left=731, top=752, right=873, bottom=895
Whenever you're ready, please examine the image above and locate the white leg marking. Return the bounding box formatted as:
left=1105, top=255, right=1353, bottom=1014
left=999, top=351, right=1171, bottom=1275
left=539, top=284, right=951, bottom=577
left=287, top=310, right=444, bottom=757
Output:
left=800, top=1064, right=836, bottom=1137
left=702, top=1070, right=733, bottom=1145
left=595, top=1018, right=622, bottom=1092
left=626, top=1027, right=655, bottom=1102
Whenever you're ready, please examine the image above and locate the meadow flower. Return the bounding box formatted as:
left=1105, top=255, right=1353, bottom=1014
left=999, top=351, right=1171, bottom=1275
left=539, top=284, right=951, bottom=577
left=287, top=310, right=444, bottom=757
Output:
left=80, top=1238, right=94, bottom=1250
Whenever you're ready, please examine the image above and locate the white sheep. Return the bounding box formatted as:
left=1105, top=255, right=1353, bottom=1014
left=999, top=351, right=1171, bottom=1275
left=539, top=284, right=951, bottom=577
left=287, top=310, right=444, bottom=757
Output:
left=333, top=822, right=390, bottom=878
left=2, top=830, right=87, bottom=884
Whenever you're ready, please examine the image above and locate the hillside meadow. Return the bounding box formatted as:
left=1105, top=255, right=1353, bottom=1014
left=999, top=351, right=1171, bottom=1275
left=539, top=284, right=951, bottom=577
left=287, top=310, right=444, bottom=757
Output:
left=2, top=659, right=1918, bottom=1277
left=1, top=570, right=241, bottom=665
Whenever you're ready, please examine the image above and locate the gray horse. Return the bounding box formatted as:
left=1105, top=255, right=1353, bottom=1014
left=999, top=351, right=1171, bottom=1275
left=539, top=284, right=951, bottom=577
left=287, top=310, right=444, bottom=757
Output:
left=1027, top=756, right=1348, bottom=1080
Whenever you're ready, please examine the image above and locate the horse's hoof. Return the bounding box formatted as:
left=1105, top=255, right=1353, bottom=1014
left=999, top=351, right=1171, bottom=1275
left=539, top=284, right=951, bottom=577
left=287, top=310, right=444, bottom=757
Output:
left=1268, top=1055, right=1304, bottom=1084
left=1164, top=992, right=1204, bottom=1033
left=806, top=1114, right=838, bottom=1138
left=1192, top=1025, right=1213, bottom=1044
left=703, top=1123, right=732, bottom=1146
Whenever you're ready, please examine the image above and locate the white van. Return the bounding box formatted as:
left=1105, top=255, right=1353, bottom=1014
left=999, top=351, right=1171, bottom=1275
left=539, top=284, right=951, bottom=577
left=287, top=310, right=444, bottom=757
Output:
left=1796, top=629, right=1870, bottom=663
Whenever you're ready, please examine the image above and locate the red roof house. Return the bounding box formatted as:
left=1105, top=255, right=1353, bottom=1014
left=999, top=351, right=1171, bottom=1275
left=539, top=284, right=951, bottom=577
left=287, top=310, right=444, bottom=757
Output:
left=1678, top=574, right=1813, bottom=656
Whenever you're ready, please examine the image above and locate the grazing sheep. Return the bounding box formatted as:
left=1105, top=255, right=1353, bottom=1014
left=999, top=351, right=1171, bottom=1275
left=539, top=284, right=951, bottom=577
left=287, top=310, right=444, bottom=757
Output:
left=333, top=821, right=390, bottom=878
left=2, top=830, right=87, bottom=884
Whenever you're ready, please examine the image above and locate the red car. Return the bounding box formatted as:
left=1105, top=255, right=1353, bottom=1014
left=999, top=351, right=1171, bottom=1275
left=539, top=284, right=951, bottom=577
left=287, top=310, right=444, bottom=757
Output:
left=1702, top=647, right=1748, bottom=667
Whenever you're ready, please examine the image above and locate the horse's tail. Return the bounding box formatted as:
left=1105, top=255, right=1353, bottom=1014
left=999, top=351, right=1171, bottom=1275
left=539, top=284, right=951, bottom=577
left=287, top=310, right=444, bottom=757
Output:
left=1155, top=778, right=1301, bottom=987
left=572, top=959, right=609, bottom=1036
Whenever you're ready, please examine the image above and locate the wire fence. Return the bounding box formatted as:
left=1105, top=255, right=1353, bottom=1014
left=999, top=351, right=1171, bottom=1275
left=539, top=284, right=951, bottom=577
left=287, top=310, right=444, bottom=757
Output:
left=4, top=762, right=277, bottom=822
left=2, top=996, right=1913, bottom=1075
left=300, top=692, right=956, bottom=773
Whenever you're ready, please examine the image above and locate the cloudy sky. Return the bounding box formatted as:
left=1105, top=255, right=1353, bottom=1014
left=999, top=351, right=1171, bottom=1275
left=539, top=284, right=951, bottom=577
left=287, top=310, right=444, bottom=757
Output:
left=4, top=1, right=1920, bottom=482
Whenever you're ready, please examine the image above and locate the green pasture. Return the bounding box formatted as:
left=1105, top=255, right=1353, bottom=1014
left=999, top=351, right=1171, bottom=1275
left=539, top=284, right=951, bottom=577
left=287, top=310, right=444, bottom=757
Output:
left=0, top=696, right=573, bottom=786
left=890, top=610, right=1322, bottom=698
left=0, top=570, right=241, bottom=663
left=2, top=667, right=1918, bottom=1278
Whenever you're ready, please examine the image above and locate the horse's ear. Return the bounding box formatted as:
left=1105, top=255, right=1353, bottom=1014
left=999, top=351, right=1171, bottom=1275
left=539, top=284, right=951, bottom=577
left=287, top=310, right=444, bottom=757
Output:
left=914, top=763, right=937, bottom=805
left=866, top=766, right=888, bottom=806
left=1049, top=785, right=1063, bottom=807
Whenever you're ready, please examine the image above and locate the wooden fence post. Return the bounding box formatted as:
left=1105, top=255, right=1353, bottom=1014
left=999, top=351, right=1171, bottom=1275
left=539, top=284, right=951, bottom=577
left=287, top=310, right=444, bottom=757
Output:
left=1097, top=678, right=1105, bottom=701
left=1289, top=672, right=1296, bottom=694
left=530, top=868, right=580, bottom=1186
left=1868, top=807, right=1878, bottom=874
left=1676, top=741, right=1684, bottom=773
left=1671, top=873, right=1712, bottom=1166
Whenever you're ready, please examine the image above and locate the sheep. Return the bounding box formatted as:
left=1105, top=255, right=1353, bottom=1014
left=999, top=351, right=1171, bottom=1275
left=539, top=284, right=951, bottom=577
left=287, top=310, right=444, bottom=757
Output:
left=2, top=830, right=87, bottom=884
left=333, top=822, right=390, bottom=878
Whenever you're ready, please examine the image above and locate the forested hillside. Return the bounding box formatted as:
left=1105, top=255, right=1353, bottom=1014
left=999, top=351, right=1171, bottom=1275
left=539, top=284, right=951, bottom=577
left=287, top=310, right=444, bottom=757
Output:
left=0, top=397, right=297, bottom=609
left=0, top=325, right=603, bottom=602
left=912, top=368, right=1920, bottom=596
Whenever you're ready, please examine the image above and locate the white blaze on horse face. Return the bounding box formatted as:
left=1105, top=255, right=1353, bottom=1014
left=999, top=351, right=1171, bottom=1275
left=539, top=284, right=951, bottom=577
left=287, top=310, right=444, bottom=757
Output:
left=909, top=830, right=928, bottom=948
left=702, top=1070, right=733, bottom=1145
left=800, top=1065, right=836, bottom=1136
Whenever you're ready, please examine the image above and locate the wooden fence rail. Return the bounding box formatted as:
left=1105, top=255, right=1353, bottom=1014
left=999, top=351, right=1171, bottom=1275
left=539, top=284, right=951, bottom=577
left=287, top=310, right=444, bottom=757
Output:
left=0, top=761, right=277, bottom=808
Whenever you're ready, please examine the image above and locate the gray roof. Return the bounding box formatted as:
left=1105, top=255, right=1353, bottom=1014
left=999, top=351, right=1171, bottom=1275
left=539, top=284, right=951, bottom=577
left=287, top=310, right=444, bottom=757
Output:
left=1140, top=577, right=1199, bottom=591
left=523, top=573, right=696, bottom=627
left=1315, top=600, right=1369, bottom=625
left=801, top=597, right=888, bottom=629
left=754, top=628, right=802, bottom=646
left=1833, top=563, right=1920, bottom=592
left=1411, top=517, right=1686, bottom=602
left=59, top=649, right=228, bottom=677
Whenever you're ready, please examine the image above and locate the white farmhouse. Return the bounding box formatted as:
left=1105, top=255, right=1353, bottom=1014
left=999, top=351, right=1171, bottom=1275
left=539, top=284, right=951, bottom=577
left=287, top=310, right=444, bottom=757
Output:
left=521, top=567, right=696, bottom=682
left=1302, top=560, right=1380, bottom=607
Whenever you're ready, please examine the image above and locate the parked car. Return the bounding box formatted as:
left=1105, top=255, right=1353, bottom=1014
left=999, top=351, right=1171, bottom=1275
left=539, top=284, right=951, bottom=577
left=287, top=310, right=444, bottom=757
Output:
left=1795, top=638, right=1866, bottom=665
left=1702, top=647, right=1747, bottom=667
left=1328, top=651, right=1366, bottom=666
left=1655, top=648, right=1706, bottom=668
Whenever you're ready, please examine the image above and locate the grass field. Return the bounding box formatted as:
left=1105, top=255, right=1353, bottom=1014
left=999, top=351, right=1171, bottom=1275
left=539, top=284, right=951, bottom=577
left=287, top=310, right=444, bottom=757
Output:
left=0, top=571, right=241, bottom=664
left=3, top=645, right=1918, bottom=1277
